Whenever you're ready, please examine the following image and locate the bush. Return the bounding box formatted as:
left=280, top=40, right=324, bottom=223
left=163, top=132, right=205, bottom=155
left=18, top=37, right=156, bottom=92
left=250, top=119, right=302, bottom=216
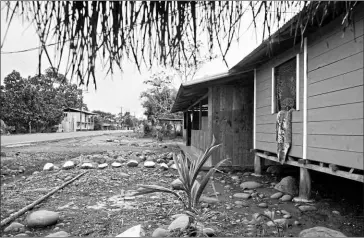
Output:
left=134, top=136, right=228, bottom=212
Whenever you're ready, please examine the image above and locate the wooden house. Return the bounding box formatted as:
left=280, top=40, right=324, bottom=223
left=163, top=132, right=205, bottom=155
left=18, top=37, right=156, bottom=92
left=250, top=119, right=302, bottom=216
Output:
left=171, top=3, right=363, bottom=199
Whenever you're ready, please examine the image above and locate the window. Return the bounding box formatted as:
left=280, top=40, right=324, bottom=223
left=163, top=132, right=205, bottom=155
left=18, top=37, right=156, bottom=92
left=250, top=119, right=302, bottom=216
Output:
left=272, top=55, right=299, bottom=113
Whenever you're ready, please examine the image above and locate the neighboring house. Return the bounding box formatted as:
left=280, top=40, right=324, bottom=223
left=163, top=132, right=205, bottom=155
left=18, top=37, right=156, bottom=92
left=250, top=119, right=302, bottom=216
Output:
left=57, top=108, right=97, bottom=132
left=172, top=3, right=363, bottom=199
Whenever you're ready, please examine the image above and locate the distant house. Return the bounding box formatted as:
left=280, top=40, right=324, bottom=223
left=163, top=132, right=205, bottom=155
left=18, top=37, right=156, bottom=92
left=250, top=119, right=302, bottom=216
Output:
left=57, top=108, right=97, bottom=132
left=172, top=3, right=363, bottom=199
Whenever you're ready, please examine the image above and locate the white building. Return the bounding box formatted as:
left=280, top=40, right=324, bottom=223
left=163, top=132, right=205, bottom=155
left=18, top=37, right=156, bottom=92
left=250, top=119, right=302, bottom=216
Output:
left=57, top=108, right=97, bottom=132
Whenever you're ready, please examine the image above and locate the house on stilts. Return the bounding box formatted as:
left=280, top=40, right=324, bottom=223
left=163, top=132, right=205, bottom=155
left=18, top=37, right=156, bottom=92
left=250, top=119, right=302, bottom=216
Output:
left=171, top=3, right=363, bottom=200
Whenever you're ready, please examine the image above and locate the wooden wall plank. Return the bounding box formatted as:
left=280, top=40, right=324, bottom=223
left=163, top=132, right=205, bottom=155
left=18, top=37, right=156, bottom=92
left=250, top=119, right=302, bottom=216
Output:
left=308, top=86, right=363, bottom=109
left=308, top=52, right=363, bottom=84
left=308, top=69, right=363, bottom=96
left=256, top=132, right=303, bottom=146
left=308, top=36, right=363, bottom=71
left=212, top=86, right=221, bottom=164
left=256, top=122, right=303, bottom=134
left=307, top=3, right=364, bottom=48
left=307, top=147, right=363, bottom=170
left=308, top=19, right=364, bottom=59
left=308, top=135, right=363, bottom=153
left=308, top=102, right=363, bottom=121
left=256, top=141, right=303, bottom=158
left=307, top=119, right=363, bottom=136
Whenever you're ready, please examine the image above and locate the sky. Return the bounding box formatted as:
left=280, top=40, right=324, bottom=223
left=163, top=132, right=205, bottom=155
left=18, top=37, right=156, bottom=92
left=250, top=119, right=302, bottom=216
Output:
left=0, top=2, right=297, bottom=119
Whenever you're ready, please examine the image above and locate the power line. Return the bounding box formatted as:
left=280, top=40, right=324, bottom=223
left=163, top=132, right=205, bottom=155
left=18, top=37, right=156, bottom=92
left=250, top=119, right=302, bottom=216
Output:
left=0, top=4, right=298, bottom=55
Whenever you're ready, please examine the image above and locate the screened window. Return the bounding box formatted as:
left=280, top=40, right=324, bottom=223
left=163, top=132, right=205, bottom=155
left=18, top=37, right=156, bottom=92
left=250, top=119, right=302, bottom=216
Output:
left=274, top=57, right=297, bottom=112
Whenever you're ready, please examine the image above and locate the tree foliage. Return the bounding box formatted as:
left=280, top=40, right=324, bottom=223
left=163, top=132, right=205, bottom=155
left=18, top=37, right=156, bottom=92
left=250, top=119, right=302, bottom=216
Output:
left=0, top=69, right=86, bottom=133
left=3, top=1, right=358, bottom=86
left=140, top=72, right=181, bottom=125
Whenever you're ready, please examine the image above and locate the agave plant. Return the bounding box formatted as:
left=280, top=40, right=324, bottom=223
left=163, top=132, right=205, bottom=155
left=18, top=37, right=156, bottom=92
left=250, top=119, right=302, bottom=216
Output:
left=134, top=136, right=228, bottom=212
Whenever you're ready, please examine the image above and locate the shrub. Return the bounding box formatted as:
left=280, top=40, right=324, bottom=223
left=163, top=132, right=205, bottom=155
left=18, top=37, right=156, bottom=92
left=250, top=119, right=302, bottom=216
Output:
left=134, top=136, right=228, bottom=212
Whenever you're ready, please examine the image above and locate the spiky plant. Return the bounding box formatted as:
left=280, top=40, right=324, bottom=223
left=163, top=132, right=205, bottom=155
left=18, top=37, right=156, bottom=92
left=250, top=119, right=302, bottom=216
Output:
left=134, top=135, right=228, bottom=213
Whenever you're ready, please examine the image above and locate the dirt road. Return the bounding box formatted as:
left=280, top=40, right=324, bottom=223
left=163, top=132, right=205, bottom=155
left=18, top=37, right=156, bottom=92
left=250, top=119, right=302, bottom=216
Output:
left=1, top=130, right=129, bottom=146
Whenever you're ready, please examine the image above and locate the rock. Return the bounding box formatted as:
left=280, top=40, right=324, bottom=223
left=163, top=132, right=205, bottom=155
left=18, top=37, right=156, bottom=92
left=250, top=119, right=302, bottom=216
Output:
left=4, top=222, right=24, bottom=232
left=26, top=210, right=59, bottom=228
left=171, top=179, right=184, bottom=190
left=240, top=181, right=262, bottom=190
left=270, top=192, right=284, bottom=199
left=63, top=176, right=73, bottom=181
left=231, top=175, right=240, bottom=181
left=294, top=221, right=301, bottom=226
left=45, top=231, right=70, bottom=237
left=226, top=205, right=232, bottom=210
left=33, top=171, right=40, bottom=175
left=98, top=163, right=108, bottom=169
left=160, top=163, right=169, bottom=170
left=170, top=164, right=178, bottom=170
left=267, top=218, right=288, bottom=227
left=332, top=211, right=340, bottom=215
left=80, top=163, right=95, bottom=169
left=203, top=228, right=215, bottom=236
left=280, top=194, right=293, bottom=202
left=274, top=176, right=298, bottom=196
left=266, top=165, right=283, bottom=174
left=281, top=210, right=290, bottom=215
left=283, top=214, right=292, bottom=219
left=233, top=193, right=251, bottom=199
left=43, top=163, right=54, bottom=171
left=168, top=215, right=190, bottom=231
left=112, top=162, right=122, bottom=168
left=200, top=196, right=219, bottom=204
left=258, top=203, right=268, bottom=208
left=62, top=161, right=75, bottom=170
left=152, top=228, right=169, bottom=237
left=120, top=172, right=130, bottom=177
left=144, top=161, right=156, bottom=168
left=106, top=139, right=113, bottom=142
left=116, top=156, right=127, bottom=162
left=126, top=160, right=139, bottom=167
left=243, top=172, right=252, bottom=176
left=116, top=224, right=145, bottom=237
left=298, top=205, right=317, bottom=212
left=299, top=227, right=346, bottom=237
left=234, top=201, right=248, bottom=207
left=146, top=156, right=155, bottom=162
left=14, top=233, right=28, bottom=237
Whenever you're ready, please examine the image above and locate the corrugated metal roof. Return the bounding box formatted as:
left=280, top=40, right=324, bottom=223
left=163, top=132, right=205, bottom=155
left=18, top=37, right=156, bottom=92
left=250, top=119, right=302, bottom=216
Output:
left=64, top=107, right=98, bottom=115
left=171, top=71, right=253, bottom=113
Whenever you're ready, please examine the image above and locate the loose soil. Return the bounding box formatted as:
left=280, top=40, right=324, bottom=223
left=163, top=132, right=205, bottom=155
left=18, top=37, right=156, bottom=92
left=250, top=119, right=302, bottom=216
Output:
left=1, top=132, right=363, bottom=237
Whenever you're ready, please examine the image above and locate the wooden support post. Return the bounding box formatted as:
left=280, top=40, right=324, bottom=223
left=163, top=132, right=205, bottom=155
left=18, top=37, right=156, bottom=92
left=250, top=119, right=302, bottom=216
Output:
left=299, top=167, right=311, bottom=200
left=199, top=101, right=202, bottom=130
left=254, top=153, right=264, bottom=175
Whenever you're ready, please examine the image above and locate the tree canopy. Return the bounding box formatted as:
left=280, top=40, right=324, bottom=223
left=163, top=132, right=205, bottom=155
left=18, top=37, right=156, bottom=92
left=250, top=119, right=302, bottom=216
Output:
left=0, top=68, right=87, bottom=133
left=2, top=1, right=359, bottom=87
left=140, top=71, right=181, bottom=125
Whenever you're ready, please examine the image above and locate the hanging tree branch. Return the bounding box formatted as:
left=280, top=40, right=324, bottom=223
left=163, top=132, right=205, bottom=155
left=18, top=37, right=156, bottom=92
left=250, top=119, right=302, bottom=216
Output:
left=3, top=1, right=359, bottom=88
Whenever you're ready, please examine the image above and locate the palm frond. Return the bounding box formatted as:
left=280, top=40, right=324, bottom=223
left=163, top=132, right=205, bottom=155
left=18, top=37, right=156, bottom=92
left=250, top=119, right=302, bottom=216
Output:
left=193, top=158, right=229, bottom=206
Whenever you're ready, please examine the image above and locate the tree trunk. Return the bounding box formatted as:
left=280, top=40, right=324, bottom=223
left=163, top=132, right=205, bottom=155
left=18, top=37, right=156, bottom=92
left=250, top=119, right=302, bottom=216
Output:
left=28, top=121, right=31, bottom=134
